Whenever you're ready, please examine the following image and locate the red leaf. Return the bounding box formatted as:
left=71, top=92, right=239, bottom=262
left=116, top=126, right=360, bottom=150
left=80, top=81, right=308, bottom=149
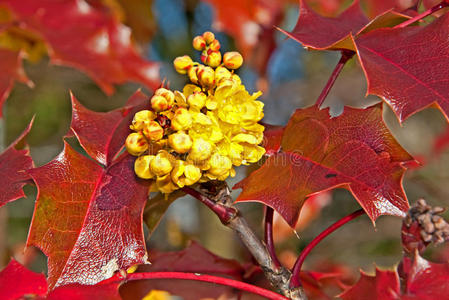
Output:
left=342, top=253, right=449, bottom=300
left=0, top=49, right=32, bottom=117
left=363, top=0, right=419, bottom=18
left=120, top=241, right=245, bottom=300
left=235, top=104, right=413, bottom=227
left=278, top=0, right=369, bottom=50
left=0, top=119, right=34, bottom=207
left=0, top=259, right=47, bottom=300
left=340, top=268, right=400, bottom=300
left=2, top=0, right=160, bottom=95
left=47, top=274, right=123, bottom=300
left=354, top=13, right=449, bottom=122
left=261, top=123, right=284, bottom=155
left=70, top=90, right=148, bottom=166
left=27, top=142, right=150, bottom=288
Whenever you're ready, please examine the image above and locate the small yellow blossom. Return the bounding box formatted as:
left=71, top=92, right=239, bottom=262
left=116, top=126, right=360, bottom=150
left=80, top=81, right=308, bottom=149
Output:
left=125, top=32, right=266, bottom=193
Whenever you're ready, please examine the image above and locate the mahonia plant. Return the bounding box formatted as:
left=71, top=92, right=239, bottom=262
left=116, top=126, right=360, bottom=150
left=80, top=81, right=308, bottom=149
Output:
left=125, top=31, right=266, bottom=193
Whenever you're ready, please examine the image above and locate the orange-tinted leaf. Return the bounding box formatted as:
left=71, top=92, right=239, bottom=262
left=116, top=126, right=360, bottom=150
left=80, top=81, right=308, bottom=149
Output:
left=120, top=241, right=245, bottom=300
left=0, top=119, right=34, bottom=207
left=28, top=143, right=150, bottom=288
left=2, top=0, right=160, bottom=95
left=235, top=104, right=413, bottom=226
left=0, top=49, right=32, bottom=117
left=70, top=90, right=148, bottom=166
left=0, top=259, right=47, bottom=300
left=354, top=13, right=449, bottom=122
left=261, top=123, right=284, bottom=155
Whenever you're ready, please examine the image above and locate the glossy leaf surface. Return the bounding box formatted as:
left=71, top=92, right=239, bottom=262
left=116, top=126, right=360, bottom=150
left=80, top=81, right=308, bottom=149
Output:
left=355, top=13, right=449, bottom=122
left=236, top=104, right=413, bottom=226
left=28, top=143, right=150, bottom=288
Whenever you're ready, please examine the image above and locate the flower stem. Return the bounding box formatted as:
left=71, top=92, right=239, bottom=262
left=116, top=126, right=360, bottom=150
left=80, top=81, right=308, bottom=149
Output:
left=126, top=272, right=288, bottom=300
left=395, top=1, right=449, bottom=29
left=265, top=206, right=282, bottom=269
left=289, top=209, right=365, bottom=288
left=315, top=50, right=354, bottom=108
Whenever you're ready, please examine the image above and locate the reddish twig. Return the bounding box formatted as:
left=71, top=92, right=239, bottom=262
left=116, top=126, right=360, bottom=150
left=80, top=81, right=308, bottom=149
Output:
left=182, top=186, right=236, bottom=224
left=289, top=209, right=365, bottom=288
left=265, top=206, right=282, bottom=269
left=126, top=272, right=288, bottom=300
left=395, top=1, right=449, bottom=29
left=315, top=50, right=355, bottom=108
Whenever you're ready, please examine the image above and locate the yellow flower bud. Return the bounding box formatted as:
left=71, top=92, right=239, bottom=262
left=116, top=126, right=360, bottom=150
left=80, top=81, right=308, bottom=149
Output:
left=173, top=55, right=193, bottom=74
left=232, top=133, right=258, bottom=144
left=242, top=145, right=266, bottom=163
left=193, top=35, right=206, bottom=51
left=143, top=120, right=164, bottom=141
left=189, top=138, right=213, bottom=161
left=156, top=173, right=178, bottom=194
left=188, top=66, right=199, bottom=84
left=134, top=155, right=155, bottom=179
left=187, top=91, right=207, bottom=110
left=171, top=160, right=202, bottom=187
left=223, top=51, right=243, bottom=69
left=184, top=164, right=202, bottom=185
left=171, top=107, right=192, bottom=131
left=151, top=95, right=169, bottom=112
left=125, top=132, right=148, bottom=156
left=205, top=50, right=222, bottom=68
left=215, top=66, right=232, bottom=83
left=203, top=31, right=215, bottom=44
left=155, top=88, right=175, bottom=107
left=197, top=66, right=215, bottom=87
left=208, top=153, right=232, bottom=177
left=150, top=153, right=173, bottom=176
left=209, top=39, right=220, bottom=51
left=130, top=110, right=156, bottom=131
left=168, top=131, right=192, bottom=153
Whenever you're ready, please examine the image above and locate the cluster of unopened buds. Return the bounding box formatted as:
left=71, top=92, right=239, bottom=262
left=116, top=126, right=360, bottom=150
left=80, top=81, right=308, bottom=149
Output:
left=125, top=31, right=266, bottom=193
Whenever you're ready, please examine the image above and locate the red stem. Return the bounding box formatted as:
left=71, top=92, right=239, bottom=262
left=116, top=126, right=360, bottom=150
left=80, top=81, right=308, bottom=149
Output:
left=289, top=209, right=365, bottom=288
left=182, top=186, right=236, bottom=224
left=126, top=272, right=288, bottom=300
left=395, top=1, right=449, bottom=29
left=264, top=206, right=282, bottom=269
left=315, top=50, right=355, bottom=108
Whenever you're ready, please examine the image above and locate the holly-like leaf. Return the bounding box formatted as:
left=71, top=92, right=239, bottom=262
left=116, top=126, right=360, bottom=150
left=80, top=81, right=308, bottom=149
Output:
left=340, top=268, right=399, bottom=300
left=0, top=259, right=123, bottom=300
left=341, top=253, right=449, bottom=300
left=0, top=259, right=47, bottom=300
left=69, top=90, right=148, bottom=166
left=28, top=143, right=150, bottom=288
left=354, top=13, right=449, bottom=122
left=1, top=0, right=159, bottom=96
left=235, top=104, right=413, bottom=227
left=0, top=119, right=34, bottom=207
left=0, top=49, right=32, bottom=117
left=120, top=241, right=245, bottom=300
left=363, top=0, right=419, bottom=18
left=278, top=0, right=369, bottom=51
left=278, top=0, right=412, bottom=51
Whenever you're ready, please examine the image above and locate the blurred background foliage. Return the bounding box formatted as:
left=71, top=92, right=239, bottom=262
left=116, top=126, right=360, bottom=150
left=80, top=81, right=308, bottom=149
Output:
left=2, top=0, right=449, bottom=288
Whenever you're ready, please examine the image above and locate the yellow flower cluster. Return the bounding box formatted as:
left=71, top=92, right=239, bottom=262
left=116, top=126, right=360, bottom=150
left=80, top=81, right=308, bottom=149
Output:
left=126, top=31, right=265, bottom=193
